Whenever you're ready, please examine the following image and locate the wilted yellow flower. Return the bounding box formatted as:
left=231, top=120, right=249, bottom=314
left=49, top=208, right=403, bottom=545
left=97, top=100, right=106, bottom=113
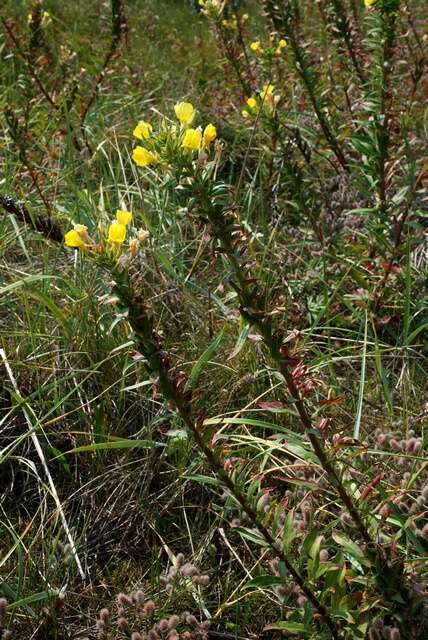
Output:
left=242, top=109, right=250, bottom=119
left=116, top=210, right=132, bottom=225
left=203, top=123, right=217, bottom=144
left=246, top=97, right=257, bottom=109
left=174, top=102, right=195, bottom=126
left=132, top=146, right=157, bottom=167
left=250, top=41, right=261, bottom=52
left=108, top=221, right=126, bottom=244
left=129, top=238, right=140, bottom=255
left=181, top=128, right=202, bottom=151
left=137, top=228, right=150, bottom=243
left=42, top=11, right=51, bottom=25
left=133, top=121, right=152, bottom=140
left=64, top=229, right=85, bottom=248
left=242, top=13, right=249, bottom=22
left=364, top=0, right=377, bottom=6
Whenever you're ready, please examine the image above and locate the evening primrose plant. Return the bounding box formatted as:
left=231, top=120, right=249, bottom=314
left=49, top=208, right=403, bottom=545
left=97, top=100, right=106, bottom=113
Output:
left=64, top=209, right=149, bottom=258
left=131, top=101, right=217, bottom=173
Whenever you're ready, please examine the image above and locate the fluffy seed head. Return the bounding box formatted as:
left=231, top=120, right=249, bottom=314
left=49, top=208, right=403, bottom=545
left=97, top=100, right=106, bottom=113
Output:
left=117, top=617, right=129, bottom=631
left=168, top=615, right=180, bottom=629
left=159, top=619, right=169, bottom=631
left=99, top=608, right=110, bottom=624
left=176, top=553, right=185, bottom=566
left=181, top=563, right=199, bottom=577
left=143, top=600, right=155, bottom=615
left=117, top=593, right=133, bottom=607
left=319, top=549, right=329, bottom=562
left=0, top=598, right=7, bottom=621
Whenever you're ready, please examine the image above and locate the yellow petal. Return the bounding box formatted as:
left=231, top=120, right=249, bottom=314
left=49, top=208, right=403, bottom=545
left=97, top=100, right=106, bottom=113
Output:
left=261, top=84, right=275, bottom=100
left=181, top=128, right=202, bottom=151
left=133, top=121, right=152, bottom=140
left=64, top=229, right=85, bottom=248
left=203, top=123, right=217, bottom=144
left=174, top=102, right=195, bottom=126
left=108, top=222, right=126, bottom=244
left=132, top=146, right=156, bottom=167
left=246, top=97, right=257, bottom=109
left=116, top=210, right=133, bottom=225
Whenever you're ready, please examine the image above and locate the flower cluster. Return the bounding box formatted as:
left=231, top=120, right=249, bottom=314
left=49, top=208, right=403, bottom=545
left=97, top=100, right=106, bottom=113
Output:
left=221, top=13, right=248, bottom=30
left=94, top=555, right=212, bottom=640
left=64, top=209, right=149, bottom=253
left=242, top=84, right=280, bottom=118
left=250, top=37, right=287, bottom=57
left=160, top=553, right=210, bottom=594
left=131, top=101, right=217, bottom=169
left=198, top=0, right=227, bottom=19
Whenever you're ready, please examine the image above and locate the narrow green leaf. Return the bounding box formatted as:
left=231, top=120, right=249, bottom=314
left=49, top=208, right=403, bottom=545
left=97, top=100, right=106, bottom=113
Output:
left=264, top=621, right=307, bottom=634
left=62, top=439, right=164, bottom=455
left=354, top=311, right=368, bottom=440
left=244, top=575, right=284, bottom=588
left=186, top=329, right=224, bottom=389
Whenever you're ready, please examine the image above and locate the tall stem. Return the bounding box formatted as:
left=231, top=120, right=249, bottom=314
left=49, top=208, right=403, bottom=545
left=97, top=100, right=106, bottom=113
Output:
left=113, top=273, right=340, bottom=639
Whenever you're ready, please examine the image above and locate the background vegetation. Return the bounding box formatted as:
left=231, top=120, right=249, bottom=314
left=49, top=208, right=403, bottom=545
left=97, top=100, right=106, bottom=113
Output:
left=0, top=1, right=427, bottom=639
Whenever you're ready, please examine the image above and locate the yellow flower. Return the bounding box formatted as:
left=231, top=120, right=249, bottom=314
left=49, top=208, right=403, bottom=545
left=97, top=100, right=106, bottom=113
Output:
left=64, top=229, right=85, bottom=249
left=73, top=224, right=91, bottom=244
left=242, top=109, right=250, bottom=119
left=278, top=39, right=287, bottom=48
left=246, top=97, right=257, bottom=109
left=42, top=11, right=51, bottom=26
left=27, top=12, right=33, bottom=23
left=260, top=84, right=275, bottom=100
left=133, top=121, right=152, bottom=140
left=108, top=221, right=126, bottom=244
left=132, top=146, right=157, bottom=167
left=364, top=0, right=377, bottom=6
left=250, top=41, right=261, bottom=52
left=181, top=128, right=202, bottom=151
left=174, top=102, right=195, bottom=126
left=203, top=123, right=217, bottom=144
left=242, top=13, right=249, bottom=21
left=116, top=210, right=133, bottom=225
